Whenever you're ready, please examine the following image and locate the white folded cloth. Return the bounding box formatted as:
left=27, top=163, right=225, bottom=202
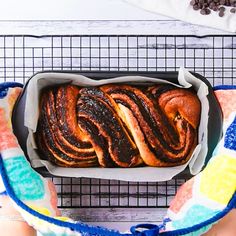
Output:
left=124, top=0, right=236, bottom=33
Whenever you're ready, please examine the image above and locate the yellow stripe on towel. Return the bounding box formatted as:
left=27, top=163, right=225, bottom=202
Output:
left=200, top=154, right=236, bottom=205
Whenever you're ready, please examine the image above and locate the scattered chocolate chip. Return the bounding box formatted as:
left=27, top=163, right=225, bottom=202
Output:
left=206, top=8, right=211, bottom=14
left=219, top=6, right=226, bottom=11
left=193, top=4, right=200, bottom=10
left=230, top=7, right=236, bottom=12
left=190, top=0, right=236, bottom=17
left=219, top=10, right=225, bottom=16
left=200, top=8, right=207, bottom=14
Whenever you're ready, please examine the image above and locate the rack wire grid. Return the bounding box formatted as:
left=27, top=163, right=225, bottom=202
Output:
left=0, top=35, right=235, bottom=211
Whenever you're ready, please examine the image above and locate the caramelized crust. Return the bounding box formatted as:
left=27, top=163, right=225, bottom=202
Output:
left=36, top=83, right=201, bottom=168
left=36, top=86, right=98, bottom=167
left=77, top=87, right=141, bottom=167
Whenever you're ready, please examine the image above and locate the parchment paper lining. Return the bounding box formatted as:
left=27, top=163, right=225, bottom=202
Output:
left=25, top=68, right=209, bottom=181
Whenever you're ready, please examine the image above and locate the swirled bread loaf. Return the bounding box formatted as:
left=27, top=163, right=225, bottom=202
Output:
left=36, top=83, right=201, bottom=168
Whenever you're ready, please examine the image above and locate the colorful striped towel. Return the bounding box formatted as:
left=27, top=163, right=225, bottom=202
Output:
left=0, top=82, right=235, bottom=236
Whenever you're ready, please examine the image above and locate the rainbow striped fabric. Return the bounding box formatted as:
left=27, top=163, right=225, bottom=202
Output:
left=0, top=82, right=235, bottom=236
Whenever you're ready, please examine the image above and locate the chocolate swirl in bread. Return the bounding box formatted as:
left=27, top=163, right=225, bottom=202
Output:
left=36, top=83, right=201, bottom=168
left=77, top=87, right=141, bottom=167
left=36, top=86, right=98, bottom=167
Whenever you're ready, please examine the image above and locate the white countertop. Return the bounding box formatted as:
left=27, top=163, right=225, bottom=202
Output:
left=0, top=0, right=232, bottom=35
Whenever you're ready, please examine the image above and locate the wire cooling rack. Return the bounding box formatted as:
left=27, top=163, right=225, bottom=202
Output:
left=0, top=35, right=235, bottom=213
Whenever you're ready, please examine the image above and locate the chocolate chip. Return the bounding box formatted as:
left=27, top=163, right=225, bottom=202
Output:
left=219, top=10, right=225, bottom=16
left=206, top=8, right=211, bottom=14
left=200, top=8, right=207, bottom=14
left=230, top=7, right=236, bottom=12
left=193, top=4, right=200, bottom=10
left=190, top=0, right=236, bottom=17
left=219, top=6, right=226, bottom=10
left=209, top=2, right=216, bottom=9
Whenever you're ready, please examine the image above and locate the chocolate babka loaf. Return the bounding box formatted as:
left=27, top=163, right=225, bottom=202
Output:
left=36, top=83, right=201, bottom=168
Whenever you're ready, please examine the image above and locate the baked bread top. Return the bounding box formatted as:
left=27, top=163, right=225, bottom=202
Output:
left=36, top=83, right=201, bottom=168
